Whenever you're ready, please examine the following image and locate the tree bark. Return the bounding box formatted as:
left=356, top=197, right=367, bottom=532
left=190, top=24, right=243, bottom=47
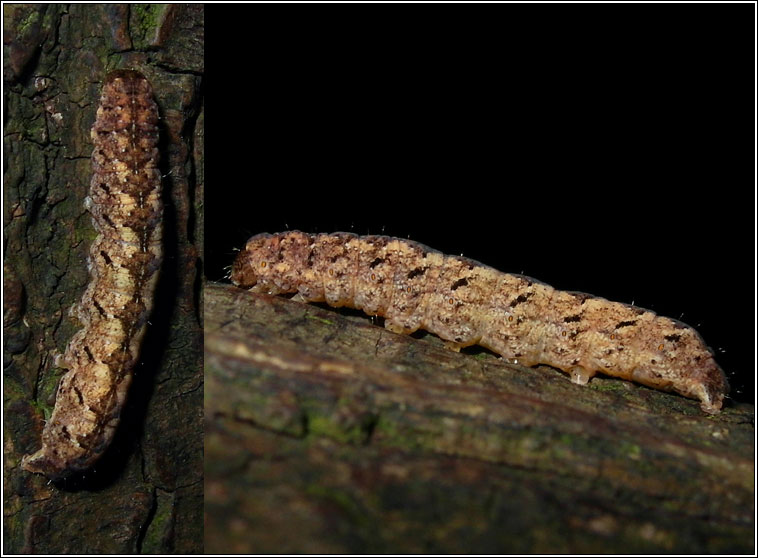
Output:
left=205, top=282, right=753, bottom=554
left=3, top=5, right=203, bottom=554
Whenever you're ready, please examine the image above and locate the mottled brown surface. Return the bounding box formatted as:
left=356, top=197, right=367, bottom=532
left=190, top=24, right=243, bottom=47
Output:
left=21, top=70, right=162, bottom=480
left=232, top=231, right=728, bottom=413
left=205, top=282, right=753, bottom=554
left=4, top=5, right=203, bottom=554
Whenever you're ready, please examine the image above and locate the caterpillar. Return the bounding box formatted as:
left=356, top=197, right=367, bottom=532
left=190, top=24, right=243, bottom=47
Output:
left=231, top=231, right=728, bottom=414
left=22, top=70, right=162, bottom=479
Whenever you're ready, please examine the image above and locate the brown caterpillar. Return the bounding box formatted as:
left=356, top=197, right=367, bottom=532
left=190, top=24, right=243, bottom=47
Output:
left=22, top=70, right=162, bottom=479
left=231, top=231, right=728, bottom=414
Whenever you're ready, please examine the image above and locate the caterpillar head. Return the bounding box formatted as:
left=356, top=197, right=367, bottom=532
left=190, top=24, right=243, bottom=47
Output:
left=231, top=233, right=276, bottom=289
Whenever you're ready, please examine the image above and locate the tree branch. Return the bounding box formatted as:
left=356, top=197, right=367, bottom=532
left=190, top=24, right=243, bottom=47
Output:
left=205, top=282, right=753, bottom=554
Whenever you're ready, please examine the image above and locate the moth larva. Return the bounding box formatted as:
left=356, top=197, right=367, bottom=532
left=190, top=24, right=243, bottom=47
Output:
left=231, top=231, right=728, bottom=414
left=22, top=70, right=162, bottom=479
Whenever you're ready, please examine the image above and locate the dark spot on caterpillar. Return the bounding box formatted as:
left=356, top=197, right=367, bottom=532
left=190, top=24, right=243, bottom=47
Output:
left=84, top=346, right=94, bottom=361
left=665, top=334, right=681, bottom=343
left=616, top=320, right=637, bottom=329
left=93, top=299, right=106, bottom=316
left=369, top=257, right=384, bottom=268
left=509, top=293, right=533, bottom=307
left=101, top=213, right=116, bottom=228
left=407, top=267, right=426, bottom=279
left=73, top=386, right=84, bottom=405
left=61, top=426, right=71, bottom=440
left=563, top=314, right=582, bottom=323
left=451, top=278, right=468, bottom=290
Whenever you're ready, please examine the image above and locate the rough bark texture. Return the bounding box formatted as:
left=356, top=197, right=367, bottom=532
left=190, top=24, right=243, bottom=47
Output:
left=3, top=5, right=203, bottom=554
left=205, top=282, right=753, bottom=554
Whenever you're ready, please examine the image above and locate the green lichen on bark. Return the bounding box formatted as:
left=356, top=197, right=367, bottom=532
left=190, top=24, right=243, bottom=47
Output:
left=130, top=4, right=168, bottom=48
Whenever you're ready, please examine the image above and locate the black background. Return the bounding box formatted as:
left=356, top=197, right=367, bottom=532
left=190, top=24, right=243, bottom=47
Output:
left=204, top=4, right=754, bottom=405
